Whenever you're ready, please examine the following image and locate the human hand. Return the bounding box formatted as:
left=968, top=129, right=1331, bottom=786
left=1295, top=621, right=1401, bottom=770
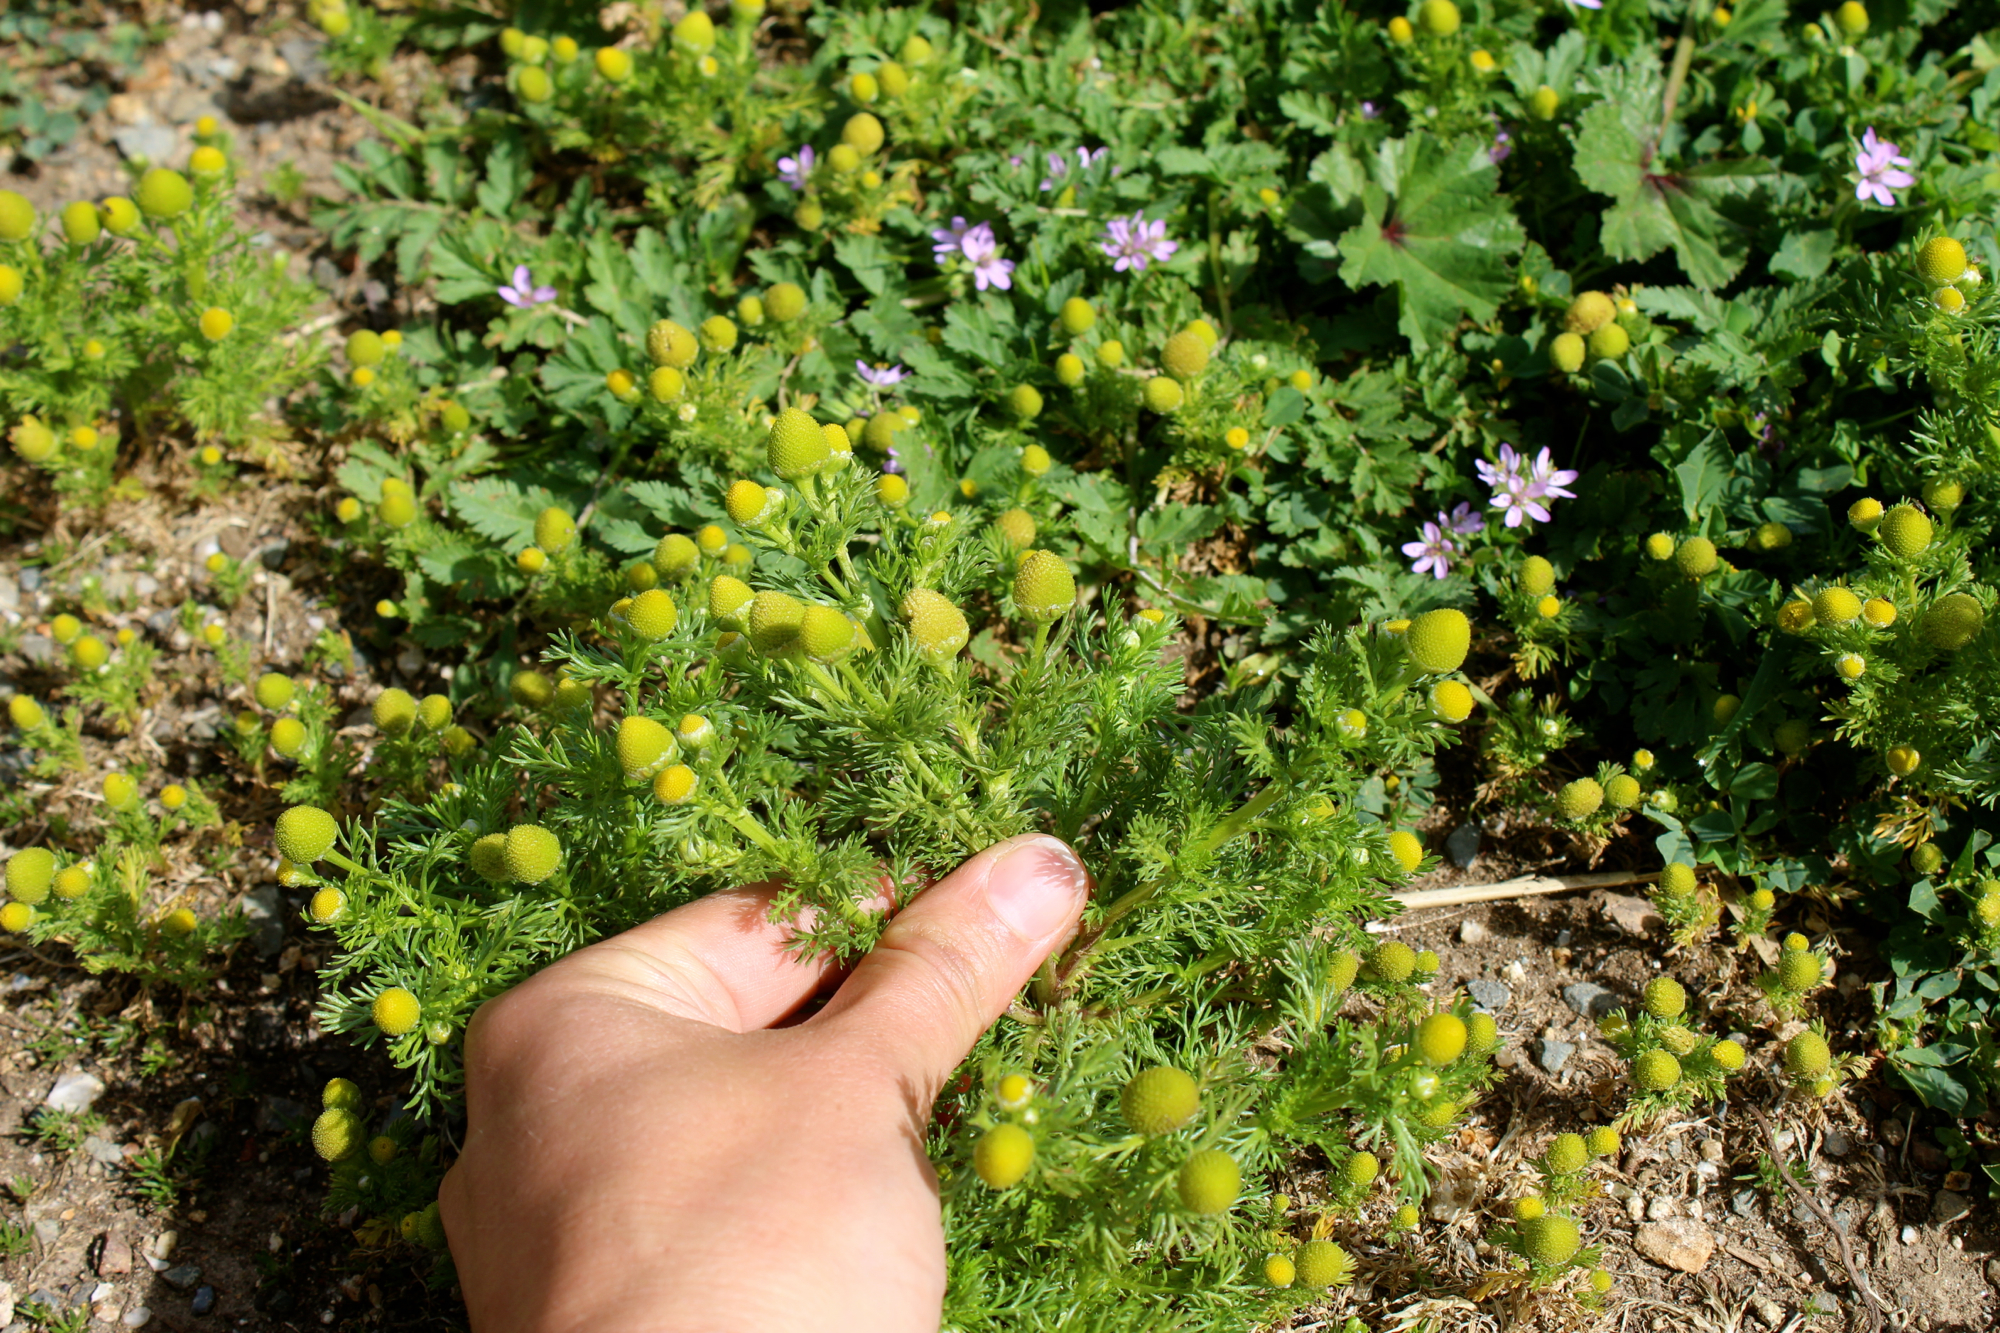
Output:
left=439, top=833, right=1090, bottom=1333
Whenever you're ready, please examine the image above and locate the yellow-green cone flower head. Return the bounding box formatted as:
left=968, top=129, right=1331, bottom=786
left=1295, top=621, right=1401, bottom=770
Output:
left=1587, top=323, right=1630, bottom=359
left=525, top=510, right=574, bottom=560
left=1405, top=608, right=1470, bottom=673
left=275, top=806, right=339, bottom=863
left=53, top=865, right=91, bottom=900
left=98, top=196, right=139, bottom=236
left=653, top=764, right=698, bottom=805
left=1095, top=339, right=1126, bottom=369
left=1342, top=1150, right=1380, bottom=1190
left=368, top=1136, right=397, bottom=1166
left=1713, top=693, right=1741, bottom=724
left=515, top=66, right=553, bottom=102
left=1749, top=888, right=1776, bottom=911
left=1674, top=537, right=1718, bottom=578
left=377, top=488, right=418, bottom=528
left=1848, top=497, right=1883, bottom=531
left=1878, top=503, right=1932, bottom=558
left=1633, top=1048, right=1681, bottom=1092
left=61, top=200, right=101, bottom=245
left=1160, top=330, right=1210, bottom=379
left=709, top=575, right=755, bottom=630
left=1466, top=1011, right=1499, bottom=1055
left=1007, top=383, right=1044, bottom=420
left=0, top=190, right=36, bottom=241
left=1605, top=774, right=1642, bottom=809
left=511, top=669, right=555, bottom=708
left=270, top=718, right=308, bottom=757
left=1413, top=949, right=1440, bottom=976
left=1142, top=376, right=1184, bottom=413
left=725, top=480, right=777, bottom=527
left=1834, top=0, right=1869, bottom=34
left=1294, top=1239, right=1354, bottom=1289
left=798, top=604, right=857, bottom=663
left=373, top=987, right=422, bottom=1036
left=1811, top=586, right=1861, bottom=626
left=1430, top=679, right=1474, bottom=722
left=1922, top=593, right=1984, bottom=650
left=1777, top=599, right=1815, bottom=634
left=1777, top=949, right=1823, bottom=991
left=373, top=688, right=418, bottom=737
left=1921, top=477, right=1963, bottom=512
left=899, top=33, right=933, bottom=64
left=1586, top=1126, right=1621, bottom=1158
left=1264, top=1254, right=1296, bottom=1288
left=765, top=282, right=807, bottom=322
left=1021, top=444, right=1053, bottom=476
left=1520, top=555, right=1555, bottom=596
left=655, top=533, right=700, bottom=577
left=312, top=1108, right=365, bottom=1162
left=1058, top=296, right=1095, bottom=335
left=0, top=264, right=21, bottom=306
left=1642, top=532, right=1675, bottom=561
left=135, top=168, right=194, bottom=219
left=323, top=1076, right=365, bottom=1112
left=347, top=329, right=386, bottom=367
left=1529, top=85, right=1560, bottom=120
left=1122, top=1066, right=1200, bottom=1135
left=698, top=315, right=738, bottom=352
left=1557, top=777, right=1604, bottom=820
left=504, top=824, right=562, bottom=883
left=1417, top=1013, right=1467, bottom=1065
left=876, top=61, right=909, bottom=97
left=0, top=902, right=33, bottom=933
left=307, top=885, right=346, bottom=922
left=901, top=589, right=970, bottom=660
left=71, top=636, right=109, bottom=671
left=9, top=695, right=46, bottom=730
left=672, top=9, right=716, bottom=53
left=1916, top=236, right=1966, bottom=287
left=626, top=589, right=679, bottom=640
left=1177, top=1149, right=1240, bottom=1214
left=1417, top=0, right=1461, bottom=37
left=1886, top=744, right=1920, bottom=776
left=646, top=319, right=700, bottom=368
left=6, top=849, right=56, bottom=905
left=1388, top=829, right=1425, bottom=874
left=255, top=672, right=295, bottom=710
left=1014, top=550, right=1076, bottom=622
left=1519, top=1214, right=1581, bottom=1266
left=1549, top=332, right=1586, bottom=373
left=595, top=46, right=633, bottom=81
left=1784, top=1031, right=1831, bottom=1080
left=1912, top=842, right=1944, bottom=875
left=1751, top=521, right=1793, bottom=551
left=1642, top=976, right=1686, bottom=1019
left=1326, top=951, right=1362, bottom=994
left=1544, top=1132, right=1589, bottom=1175
left=648, top=366, right=685, bottom=402
left=842, top=112, right=885, bottom=155
left=469, top=833, right=511, bottom=881
left=1054, top=352, right=1086, bottom=386
left=996, top=509, right=1038, bottom=551
left=617, top=716, right=677, bottom=780
left=973, top=1123, right=1034, bottom=1188
left=1564, top=291, right=1616, bottom=335
left=1366, top=940, right=1417, bottom=983
left=11, top=417, right=57, bottom=463
left=748, top=590, right=807, bottom=652
left=767, top=407, right=833, bottom=479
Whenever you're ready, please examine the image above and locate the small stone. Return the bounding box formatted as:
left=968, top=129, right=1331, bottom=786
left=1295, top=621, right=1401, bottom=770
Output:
left=1633, top=1218, right=1715, bottom=1273
left=1601, top=892, right=1662, bottom=936
left=238, top=885, right=285, bottom=958
left=34, top=1218, right=60, bottom=1245
left=1561, top=981, right=1618, bottom=1019
left=0, top=1280, right=12, bottom=1327
left=1912, top=1138, right=1948, bottom=1172
left=97, top=1233, right=132, bottom=1276
left=20, top=567, right=43, bottom=590
left=1458, top=918, right=1489, bottom=945
left=45, top=1071, right=107, bottom=1112
left=1823, top=1127, right=1851, bottom=1157
left=190, top=1287, right=215, bottom=1317
left=1986, top=1256, right=2000, bottom=1286
left=150, top=1231, right=178, bottom=1261
left=1445, top=822, right=1480, bottom=867
left=1934, top=1191, right=1970, bottom=1224
left=1554, top=928, right=1572, bottom=947
left=1537, top=1039, right=1576, bottom=1074
left=82, top=1136, right=125, bottom=1167
left=1626, top=1193, right=1645, bottom=1223
left=1901, top=1225, right=1918, bottom=1245
left=122, top=1307, right=152, bottom=1329
left=161, top=1266, right=201, bottom=1291
left=1466, top=978, right=1511, bottom=1010
left=1647, top=1195, right=1677, bottom=1221
left=1699, top=1138, right=1724, bottom=1163
left=1879, top=1117, right=1906, bottom=1147
left=1752, top=1296, right=1784, bottom=1327
left=112, top=123, right=177, bottom=165
left=90, top=1283, right=112, bottom=1304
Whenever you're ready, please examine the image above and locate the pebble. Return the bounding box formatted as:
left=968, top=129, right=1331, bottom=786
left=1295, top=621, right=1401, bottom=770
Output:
left=1647, top=1195, right=1677, bottom=1221
left=1934, top=1191, right=1970, bottom=1224
left=1445, top=822, right=1480, bottom=867
left=190, top=1286, right=215, bottom=1316
left=1458, top=918, right=1489, bottom=945
left=19, top=568, right=42, bottom=591
left=34, top=1219, right=60, bottom=1245
left=1600, top=892, right=1661, bottom=936
left=0, top=575, right=17, bottom=614
left=1561, top=981, right=1618, bottom=1018
left=112, top=123, right=178, bottom=165
left=1699, top=1138, right=1724, bottom=1163
left=161, top=1266, right=201, bottom=1292
left=90, top=1284, right=112, bottom=1304
left=45, top=1071, right=107, bottom=1113
left=1554, top=928, right=1572, bottom=947
left=82, top=1136, right=125, bottom=1167
left=1985, top=1257, right=2000, bottom=1286
left=1752, top=1296, right=1784, bottom=1327
left=1902, top=1225, right=1919, bottom=1245
left=122, top=1307, right=152, bottom=1329
left=1634, top=1218, right=1716, bottom=1272
left=16, top=635, right=55, bottom=664
left=1466, top=978, right=1511, bottom=1010
left=0, top=1281, right=11, bottom=1326
left=151, top=1231, right=178, bottom=1261
left=1537, top=1039, right=1575, bottom=1074
left=1823, top=1127, right=1852, bottom=1157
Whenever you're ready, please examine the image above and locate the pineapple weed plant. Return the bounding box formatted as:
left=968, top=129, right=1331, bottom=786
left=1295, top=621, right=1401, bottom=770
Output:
left=3, top=0, right=2000, bottom=1321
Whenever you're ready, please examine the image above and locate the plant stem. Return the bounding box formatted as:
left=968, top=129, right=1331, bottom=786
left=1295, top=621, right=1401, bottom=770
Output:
left=1658, top=0, right=1703, bottom=148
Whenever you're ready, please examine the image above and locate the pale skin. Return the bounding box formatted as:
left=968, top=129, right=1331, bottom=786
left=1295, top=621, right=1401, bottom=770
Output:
left=440, top=833, right=1091, bottom=1333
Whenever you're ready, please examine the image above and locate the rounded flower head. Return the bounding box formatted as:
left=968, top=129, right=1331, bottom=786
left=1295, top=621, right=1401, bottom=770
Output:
left=1294, top=1239, right=1354, bottom=1289
left=1405, top=608, right=1471, bottom=673
left=504, top=825, right=562, bottom=883
left=275, top=806, right=339, bottom=863
left=973, top=1124, right=1034, bottom=1189
left=1176, top=1149, right=1240, bottom=1214
left=135, top=168, right=193, bottom=219
left=372, top=987, right=422, bottom=1036
left=1013, top=550, right=1076, bottom=622
left=1121, top=1066, right=1199, bottom=1135
left=1417, top=1013, right=1467, bottom=1065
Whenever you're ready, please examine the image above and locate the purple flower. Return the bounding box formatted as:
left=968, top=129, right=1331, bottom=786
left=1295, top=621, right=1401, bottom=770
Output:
left=1099, top=212, right=1179, bottom=273
left=1476, top=444, right=1577, bottom=528
left=1444, top=501, right=1486, bottom=536
left=1360, top=101, right=1380, bottom=121
left=931, top=216, right=972, bottom=259
left=1490, top=127, right=1514, bottom=165
left=1565, top=0, right=1603, bottom=9
left=777, top=145, right=816, bottom=191
left=1401, top=519, right=1459, bottom=580
left=1040, top=146, right=1107, bottom=191
left=856, top=361, right=909, bottom=388
left=1854, top=128, right=1914, bottom=207
left=961, top=222, right=1015, bottom=292
left=882, top=446, right=903, bottom=474
left=497, top=265, right=556, bottom=308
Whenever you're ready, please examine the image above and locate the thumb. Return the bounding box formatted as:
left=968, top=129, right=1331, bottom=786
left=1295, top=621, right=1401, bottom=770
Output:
left=813, top=833, right=1088, bottom=1098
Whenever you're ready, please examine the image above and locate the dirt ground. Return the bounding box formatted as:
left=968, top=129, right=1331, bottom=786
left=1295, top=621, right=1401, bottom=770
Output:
left=3, top=3, right=1999, bottom=1331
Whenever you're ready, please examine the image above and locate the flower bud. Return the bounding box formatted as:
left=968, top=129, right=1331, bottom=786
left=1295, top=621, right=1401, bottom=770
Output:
left=1142, top=376, right=1184, bottom=413
left=504, top=824, right=562, bottom=883
left=617, top=716, right=677, bottom=780
left=646, top=319, right=699, bottom=368
left=136, top=168, right=194, bottom=219
left=1013, top=550, right=1075, bottom=622
left=1404, top=608, right=1470, bottom=673
left=275, top=806, right=339, bottom=863
left=900, top=589, right=969, bottom=660
left=373, top=688, right=418, bottom=737
left=798, top=604, right=857, bottom=662
left=653, top=764, right=698, bottom=805
left=748, top=590, right=807, bottom=651
left=625, top=588, right=679, bottom=640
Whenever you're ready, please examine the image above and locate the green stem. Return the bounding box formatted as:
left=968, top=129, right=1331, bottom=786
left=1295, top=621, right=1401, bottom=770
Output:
left=1657, top=0, right=1703, bottom=147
